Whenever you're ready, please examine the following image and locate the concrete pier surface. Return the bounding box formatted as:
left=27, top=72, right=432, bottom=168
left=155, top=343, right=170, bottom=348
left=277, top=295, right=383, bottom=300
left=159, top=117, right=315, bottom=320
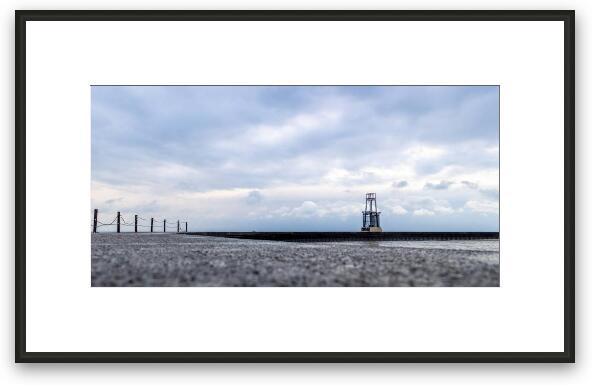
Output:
left=91, top=233, right=499, bottom=287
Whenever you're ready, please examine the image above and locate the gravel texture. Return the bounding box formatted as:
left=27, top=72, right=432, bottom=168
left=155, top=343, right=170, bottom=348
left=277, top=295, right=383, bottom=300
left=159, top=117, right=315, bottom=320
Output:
left=91, top=233, right=500, bottom=287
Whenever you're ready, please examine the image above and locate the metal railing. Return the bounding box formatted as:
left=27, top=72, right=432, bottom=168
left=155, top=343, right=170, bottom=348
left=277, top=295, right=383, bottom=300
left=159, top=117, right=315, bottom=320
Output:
left=91, top=209, right=188, bottom=233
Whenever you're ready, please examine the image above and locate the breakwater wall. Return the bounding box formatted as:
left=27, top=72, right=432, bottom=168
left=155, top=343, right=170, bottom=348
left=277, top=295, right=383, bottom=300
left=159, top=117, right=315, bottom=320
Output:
left=186, top=232, right=499, bottom=242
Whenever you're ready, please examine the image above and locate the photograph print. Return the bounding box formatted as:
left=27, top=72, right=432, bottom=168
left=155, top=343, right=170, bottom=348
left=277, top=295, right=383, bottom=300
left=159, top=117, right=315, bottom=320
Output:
left=91, top=85, right=500, bottom=287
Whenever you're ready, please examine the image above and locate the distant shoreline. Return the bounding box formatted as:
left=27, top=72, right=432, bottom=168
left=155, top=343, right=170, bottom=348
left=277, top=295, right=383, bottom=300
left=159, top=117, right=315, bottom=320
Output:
left=185, top=231, right=499, bottom=242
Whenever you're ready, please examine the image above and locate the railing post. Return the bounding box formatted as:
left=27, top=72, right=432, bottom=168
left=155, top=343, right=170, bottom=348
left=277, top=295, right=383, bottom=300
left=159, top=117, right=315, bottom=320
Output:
left=93, top=209, right=98, bottom=233
left=150, top=218, right=154, bottom=233
left=185, top=222, right=188, bottom=233
left=163, top=219, right=166, bottom=233
left=177, top=220, right=180, bottom=233
left=117, top=211, right=120, bottom=233
left=134, top=214, right=138, bottom=233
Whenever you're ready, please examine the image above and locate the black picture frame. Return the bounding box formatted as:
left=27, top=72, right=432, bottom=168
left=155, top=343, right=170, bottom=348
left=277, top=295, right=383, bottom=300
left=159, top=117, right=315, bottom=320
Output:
left=15, top=9, right=575, bottom=363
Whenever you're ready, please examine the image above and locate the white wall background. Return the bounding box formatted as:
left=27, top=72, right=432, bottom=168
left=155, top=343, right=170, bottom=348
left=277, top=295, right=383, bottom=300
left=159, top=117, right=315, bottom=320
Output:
left=0, top=0, right=588, bottom=384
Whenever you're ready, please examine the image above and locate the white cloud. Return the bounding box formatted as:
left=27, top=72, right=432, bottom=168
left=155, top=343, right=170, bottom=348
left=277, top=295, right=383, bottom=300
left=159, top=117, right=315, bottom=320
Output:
left=465, top=200, right=499, bottom=214
left=269, top=206, right=291, bottom=217
left=290, top=201, right=319, bottom=217
left=240, top=110, right=342, bottom=147
left=389, top=205, right=408, bottom=215
left=413, top=208, right=435, bottom=216
left=404, top=144, right=447, bottom=160
left=433, top=205, right=455, bottom=214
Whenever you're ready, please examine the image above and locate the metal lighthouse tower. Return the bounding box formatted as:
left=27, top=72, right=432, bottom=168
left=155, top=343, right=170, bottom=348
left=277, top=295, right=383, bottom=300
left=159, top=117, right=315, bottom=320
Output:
left=361, top=193, right=382, bottom=232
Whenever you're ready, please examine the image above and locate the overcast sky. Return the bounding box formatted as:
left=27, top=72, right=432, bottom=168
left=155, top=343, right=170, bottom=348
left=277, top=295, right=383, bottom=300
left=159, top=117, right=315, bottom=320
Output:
left=91, top=85, right=499, bottom=231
